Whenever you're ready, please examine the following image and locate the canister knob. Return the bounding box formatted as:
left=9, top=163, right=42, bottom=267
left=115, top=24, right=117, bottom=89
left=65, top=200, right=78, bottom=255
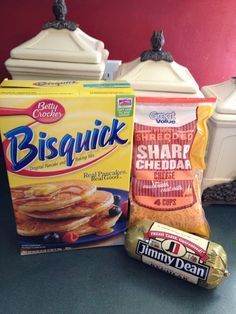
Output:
left=43, top=0, right=78, bottom=31
left=141, top=31, right=174, bottom=62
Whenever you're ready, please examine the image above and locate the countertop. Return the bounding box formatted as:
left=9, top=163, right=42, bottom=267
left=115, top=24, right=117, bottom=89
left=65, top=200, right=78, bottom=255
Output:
left=0, top=154, right=235, bottom=314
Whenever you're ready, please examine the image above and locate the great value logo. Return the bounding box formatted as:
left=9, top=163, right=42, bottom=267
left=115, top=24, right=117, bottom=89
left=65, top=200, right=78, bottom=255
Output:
left=149, top=111, right=176, bottom=124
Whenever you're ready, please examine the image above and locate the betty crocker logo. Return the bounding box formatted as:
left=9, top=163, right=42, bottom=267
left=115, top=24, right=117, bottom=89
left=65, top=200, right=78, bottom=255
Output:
left=29, top=99, right=65, bottom=124
left=0, top=99, right=65, bottom=124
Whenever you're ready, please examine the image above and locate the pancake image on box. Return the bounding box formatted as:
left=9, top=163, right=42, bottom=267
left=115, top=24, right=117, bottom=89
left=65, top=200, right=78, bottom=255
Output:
left=12, top=181, right=122, bottom=241
left=26, top=190, right=115, bottom=219
left=12, top=181, right=97, bottom=213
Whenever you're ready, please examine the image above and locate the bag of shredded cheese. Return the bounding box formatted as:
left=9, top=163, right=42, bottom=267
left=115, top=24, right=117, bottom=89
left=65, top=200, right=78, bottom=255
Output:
left=130, top=97, right=216, bottom=238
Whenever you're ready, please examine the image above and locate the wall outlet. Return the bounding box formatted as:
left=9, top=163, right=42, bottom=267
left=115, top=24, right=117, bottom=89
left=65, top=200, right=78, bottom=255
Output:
left=103, top=60, right=122, bottom=80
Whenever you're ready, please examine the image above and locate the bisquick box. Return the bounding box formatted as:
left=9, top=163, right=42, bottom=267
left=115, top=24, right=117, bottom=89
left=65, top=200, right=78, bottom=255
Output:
left=0, top=80, right=135, bottom=255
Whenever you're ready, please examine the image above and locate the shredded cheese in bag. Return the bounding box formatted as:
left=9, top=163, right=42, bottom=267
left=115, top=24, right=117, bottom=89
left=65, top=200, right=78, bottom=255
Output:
left=130, top=97, right=216, bottom=238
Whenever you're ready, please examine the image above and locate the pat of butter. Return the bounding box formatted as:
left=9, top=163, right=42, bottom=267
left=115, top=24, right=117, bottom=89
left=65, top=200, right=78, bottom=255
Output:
left=26, top=184, right=58, bottom=197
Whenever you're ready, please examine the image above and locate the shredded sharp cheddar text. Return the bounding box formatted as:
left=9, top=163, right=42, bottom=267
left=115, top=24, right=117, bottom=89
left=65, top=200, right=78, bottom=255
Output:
left=130, top=97, right=216, bottom=238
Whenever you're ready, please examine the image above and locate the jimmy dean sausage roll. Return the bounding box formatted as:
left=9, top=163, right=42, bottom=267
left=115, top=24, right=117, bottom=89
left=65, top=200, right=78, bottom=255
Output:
left=125, top=220, right=229, bottom=288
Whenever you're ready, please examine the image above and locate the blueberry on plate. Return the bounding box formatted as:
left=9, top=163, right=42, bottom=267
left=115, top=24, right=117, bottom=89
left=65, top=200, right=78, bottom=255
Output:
left=109, top=205, right=122, bottom=217
left=114, top=195, right=121, bottom=206
left=43, top=232, right=60, bottom=243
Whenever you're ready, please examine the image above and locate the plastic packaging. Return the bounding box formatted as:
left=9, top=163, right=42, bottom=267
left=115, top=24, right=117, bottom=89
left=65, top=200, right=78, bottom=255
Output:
left=125, top=220, right=229, bottom=288
left=130, top=97, right=216, bottom=238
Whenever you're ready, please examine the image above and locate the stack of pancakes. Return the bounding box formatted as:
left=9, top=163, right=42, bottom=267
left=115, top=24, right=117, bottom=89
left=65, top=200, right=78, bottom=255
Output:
left=12, top=180, right=121, bottom=239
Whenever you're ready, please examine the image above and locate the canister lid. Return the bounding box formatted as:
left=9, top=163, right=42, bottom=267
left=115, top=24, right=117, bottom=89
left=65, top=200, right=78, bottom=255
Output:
left=117, top=31, right=199, bottom=94
left=201, top=78, right=236, bottom=114
left=9, top=0, right=109, bottom=64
